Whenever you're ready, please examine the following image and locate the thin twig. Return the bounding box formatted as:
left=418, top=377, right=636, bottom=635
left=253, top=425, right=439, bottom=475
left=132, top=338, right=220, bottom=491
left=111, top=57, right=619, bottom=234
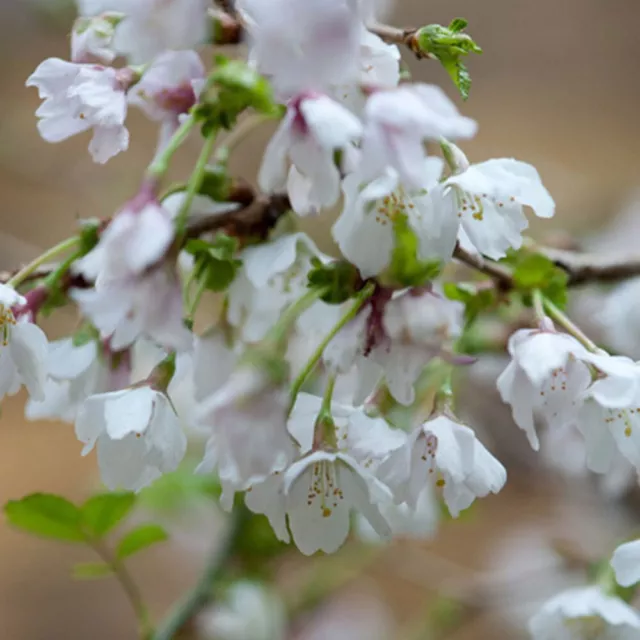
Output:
left=91, top=539, right=153, bottom=639
left=452, top=243, right=514, bottom=290
left=152, top=508, right=243, bottom=640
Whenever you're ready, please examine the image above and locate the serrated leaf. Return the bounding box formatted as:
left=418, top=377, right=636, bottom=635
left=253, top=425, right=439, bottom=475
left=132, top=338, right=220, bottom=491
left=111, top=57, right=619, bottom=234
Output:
left=307, top=260, right=361, bottom=304
left=72, top=562, right=113, bottom=580
left=116, top=524, right=168, bottom=560
left=4, top=493, right=85, bottom=543
left=186, top=233, right=242, bottom=293
left=511, top=252, right=569, bottom=308
left=81, top=492, right=136, bottom=538
left=414, top=19, right=481, bottom=99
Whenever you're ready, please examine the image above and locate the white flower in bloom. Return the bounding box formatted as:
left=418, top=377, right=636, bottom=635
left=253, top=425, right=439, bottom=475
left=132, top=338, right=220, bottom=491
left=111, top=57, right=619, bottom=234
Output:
left=127, top=50, right=204, bottom=145
left=259, top=94, right=362, bottom=216
left=245, top=393, right=399, bottom=554
left=334, top=159, right=452, bottom=278
left=240, top=0, right=362, bottom=98
left=332, top=29, right=400, bottom=114
left=227, top=232, right=330, bottom=343
left=358, top=84, right=477, bottom=189
left=0, top=285, right=48, bottom=403
left=497, top=324, right=591, bottom=450
left=197, top=581, right=286, bottom=640
left=575, top=352, right=640, bottom=474
left=598, top=278, right=640, bottom=360
left=529, top=586, right=640, bottom=640
left=26, top=338, right=104, bottom=422
left=325, top=288, right=463, bottom=406
left=72, top=265, right=191, bottom=351
left=26, top=58, right=130, bottom=163
left=378, top=414, right=505, bottom=516
left=196, top=365, right=296, bottom=509
left=71, top=14, right=119, bottom=64
left=107, top=0, right=210, bottom=64
left=75, top=197, right=174, bottom=282
left=444, top=158, right=555, bottom=260
left=76, top=386, right=186, bottom=490
left=356, top=485, right=440, bottom=543
left=612, top=539, right=640, bottom=588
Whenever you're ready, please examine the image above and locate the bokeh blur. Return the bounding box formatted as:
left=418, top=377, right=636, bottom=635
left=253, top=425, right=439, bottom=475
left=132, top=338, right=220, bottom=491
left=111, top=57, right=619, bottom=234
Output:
left=1, top=0, right=640, bottom=638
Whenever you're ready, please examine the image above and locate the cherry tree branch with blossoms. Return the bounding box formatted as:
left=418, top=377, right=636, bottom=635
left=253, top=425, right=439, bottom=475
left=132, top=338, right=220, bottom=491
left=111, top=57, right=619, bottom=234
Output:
left=4, top=0, right=640, bottom=638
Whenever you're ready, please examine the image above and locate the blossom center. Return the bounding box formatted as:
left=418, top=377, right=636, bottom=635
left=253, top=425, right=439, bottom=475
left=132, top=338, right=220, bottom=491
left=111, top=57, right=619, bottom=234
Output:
left=0, top=305, right=16, bottom=346
left=603, top=407, right=640, bottom=438
left=375, top=188, right=415, bottom=227
left=306, top=460, right=344, bottom=518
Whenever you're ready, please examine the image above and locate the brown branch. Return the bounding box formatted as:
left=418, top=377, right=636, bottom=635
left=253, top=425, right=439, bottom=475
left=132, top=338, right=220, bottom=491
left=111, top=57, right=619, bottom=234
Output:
left=206, top=8, right=428, bottom=58
left=541, top=246, right=640, bottom=286
left=452, top=243, right=514, bottom=290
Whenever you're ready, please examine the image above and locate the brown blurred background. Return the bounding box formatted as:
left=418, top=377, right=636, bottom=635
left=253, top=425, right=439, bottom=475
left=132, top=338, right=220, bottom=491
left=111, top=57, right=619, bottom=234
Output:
left=1, top=0, right=640, bottom=638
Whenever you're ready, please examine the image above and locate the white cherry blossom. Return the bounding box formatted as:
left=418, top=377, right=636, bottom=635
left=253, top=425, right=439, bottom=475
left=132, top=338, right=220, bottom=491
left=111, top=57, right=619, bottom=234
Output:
left=497, top=322, right=591, bottom=450
left=333, top=159, right=452, bottom=278
left=227, top=232, right=331, bottom=343
left=196, top=364, right=296, bottom=509
left=358, top=84, right=477, bottom=189
left=75, top=385, right=186, bottom=490
left=244, top=392, right=399, bottom=554
left=331, top=29, right=400, bottom=114
left=529, top=586, right=640, bottom=640
left=259, top=93, right=362, bottom=216
left=0, top=285, right=48, bottom=404
left=444, top=158, right=555, bottom=260
left=127, top=50, right=204, bottom=149
left=611, top=539, right=640, bottom=588
left=324, top=288, right=463, bottom=406
left=75, top=193, right=174, bottom=282
left=109, top=0, right=210, bottom=64
left=575, top=352, right=640, bottom=474
left=240, top=0, right=362, bottom=99
left=71, top=13, right=119, bottom=64
left=378, top=414, right=505, bottom=516
left=26, top=58, right=132, bottom=163
left=197, top=581, right=286, bottom=640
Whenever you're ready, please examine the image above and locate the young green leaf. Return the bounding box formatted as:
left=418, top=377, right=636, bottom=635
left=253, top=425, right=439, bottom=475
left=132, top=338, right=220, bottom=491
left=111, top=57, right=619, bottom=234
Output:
left=414, top=19, right=482, bottom=100
left=307, top=259, right=362, bottom=304
left=81, top=492, right=136, bottom=538
left=511, top=252, right=569, bottom=308
left=116, top=524, right=168, bottom=560
left=72, top=562, right=114, bottom=580
left=443, top=281, right=496, bottom=324
left=185, top=234, right=242, bottom=292
left=4, top=493, right=85, bottom=543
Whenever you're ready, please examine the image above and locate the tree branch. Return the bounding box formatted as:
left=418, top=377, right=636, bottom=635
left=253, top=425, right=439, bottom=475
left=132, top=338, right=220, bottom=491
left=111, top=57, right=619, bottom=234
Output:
left=452, top=244, right=514, bottom=290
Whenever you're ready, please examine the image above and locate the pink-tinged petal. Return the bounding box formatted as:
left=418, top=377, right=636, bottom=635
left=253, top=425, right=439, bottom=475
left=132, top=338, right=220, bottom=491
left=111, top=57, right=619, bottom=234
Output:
left=88, top=124, right=129, bottom=163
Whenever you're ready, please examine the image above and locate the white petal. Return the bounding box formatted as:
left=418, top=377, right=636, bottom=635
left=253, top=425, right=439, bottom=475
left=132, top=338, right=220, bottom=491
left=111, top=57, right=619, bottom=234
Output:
left=103, top=387, right=155, bottom=440
left=10, top=322, right=49, bottom=401
left=612, top=540, right=640, bottom=587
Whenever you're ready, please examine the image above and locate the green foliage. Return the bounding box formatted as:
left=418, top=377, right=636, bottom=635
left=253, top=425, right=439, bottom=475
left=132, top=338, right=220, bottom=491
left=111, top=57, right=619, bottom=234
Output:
left=195, top=57, right=279, bottom=133
left=307, top=258, right=362, bottom=304
left=81, top=492, right=136, bottom=538
left=4, top=494, right=86, bottom=543
left=72, top=322, right=100, bottom=347
left=184, top=233, right=242, bottom=292
left=443, top=281, right=496, bottom=324
left=73, top=562, right=114, bottom=580
left=384, top=216, right=442, bottom=287
left=117, top=524, right=168, bottom=560
left=510, top=252, right=569, bottom=308
left=414, top=18, right=482, bottom=99
left=138, top=466, right=222, bottom=513
left=199, top=158, right=232, bottom=202
left=78, top=218, right=101, bottom=256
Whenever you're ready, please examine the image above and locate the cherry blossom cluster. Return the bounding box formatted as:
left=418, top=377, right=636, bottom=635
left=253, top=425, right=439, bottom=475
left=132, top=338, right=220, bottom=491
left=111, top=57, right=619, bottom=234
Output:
left=4, top=0, right=640, bottom=636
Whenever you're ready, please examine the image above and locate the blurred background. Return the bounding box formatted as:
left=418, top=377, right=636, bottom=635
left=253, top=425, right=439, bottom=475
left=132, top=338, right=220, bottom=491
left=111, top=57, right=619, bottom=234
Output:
left=1, top=0, right=640, bottom=638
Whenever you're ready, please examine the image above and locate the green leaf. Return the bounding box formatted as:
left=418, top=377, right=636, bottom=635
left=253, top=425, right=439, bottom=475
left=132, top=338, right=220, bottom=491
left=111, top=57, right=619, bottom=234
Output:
left=81, top=492, right=136, bottom=538
left=78, top=218, right=101, bottom=256
left=185, top=233, right=242, bottom=293
left=117, top=524, right=168, bottom=560
left=307, top=259, right=361, bottom=304
left=511, top=252, right=569, bottom=308
left=443, top=281, right=496, bottom=324
left=385, top=215, right=442, bottom=287
left=72, top=322, right=100, bottom=347
left=72, top=562, right=113, bottom=580
left=4, top=493, right=85, bottom=543
left=414, top=19, right=482, bottom=99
